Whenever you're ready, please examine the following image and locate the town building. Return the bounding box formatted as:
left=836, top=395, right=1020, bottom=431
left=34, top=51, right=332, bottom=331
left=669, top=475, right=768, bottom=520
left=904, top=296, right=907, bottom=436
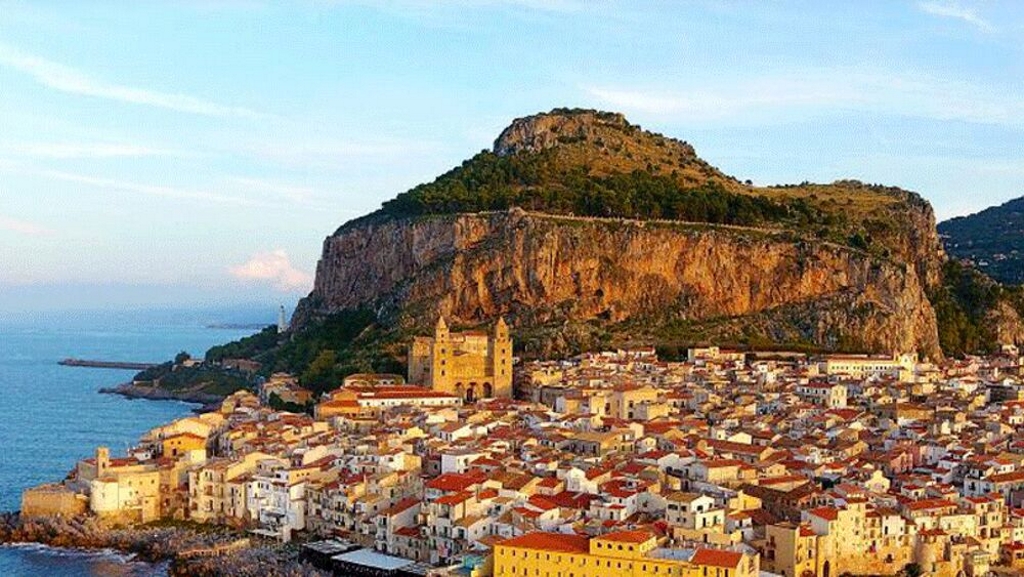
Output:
left=493, top=530, right=759, bottom=577
left=407, top=316, right=513, bottom=402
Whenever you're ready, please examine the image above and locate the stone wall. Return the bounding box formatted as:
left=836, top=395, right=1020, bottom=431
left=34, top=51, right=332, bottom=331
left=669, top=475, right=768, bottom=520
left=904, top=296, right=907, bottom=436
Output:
left=21, top=484, right=88, bottom=518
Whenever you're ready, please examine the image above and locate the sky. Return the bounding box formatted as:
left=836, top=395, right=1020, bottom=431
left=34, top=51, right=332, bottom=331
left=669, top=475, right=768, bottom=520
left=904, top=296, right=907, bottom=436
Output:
left=0, top=1, right=1021, bottom=312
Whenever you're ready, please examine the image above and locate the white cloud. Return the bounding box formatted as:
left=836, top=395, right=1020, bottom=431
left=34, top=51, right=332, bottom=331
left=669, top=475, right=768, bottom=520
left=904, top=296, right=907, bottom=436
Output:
left=229, top=250, right=312, bottom=292
left=583, top=69, right=1023, bottom=127
left=243, top=137, right=442, bottom=169
left=0, top=214, right=54, bottom=237
left=226, top=177, right=316, bottom=204
left=0, top=43, right=264, bottom=118
left=38, top=170, right=279, bottom=208
left=7, top=142, right=181, bottom=159
left=918, top=1, right=994, bottom=32
left=585, top=80, right=858, bottom=120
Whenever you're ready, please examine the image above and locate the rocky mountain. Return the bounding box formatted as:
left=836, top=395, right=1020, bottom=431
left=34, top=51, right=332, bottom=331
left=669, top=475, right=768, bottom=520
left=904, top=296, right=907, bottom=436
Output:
left=939, top=197, right=1024, bottom=285
left=293, top=109, right=957, bottom=360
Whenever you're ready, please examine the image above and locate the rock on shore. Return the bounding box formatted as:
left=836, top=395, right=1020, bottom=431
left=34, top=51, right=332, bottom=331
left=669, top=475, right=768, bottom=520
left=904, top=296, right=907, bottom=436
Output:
left=99, top=382, right=225, bottom=406
left=0, top=513, right=329, bottom=577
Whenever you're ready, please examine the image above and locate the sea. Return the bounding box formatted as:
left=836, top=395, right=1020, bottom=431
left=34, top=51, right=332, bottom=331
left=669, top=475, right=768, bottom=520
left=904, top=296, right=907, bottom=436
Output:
left=0, top=308, right=259, bottom=576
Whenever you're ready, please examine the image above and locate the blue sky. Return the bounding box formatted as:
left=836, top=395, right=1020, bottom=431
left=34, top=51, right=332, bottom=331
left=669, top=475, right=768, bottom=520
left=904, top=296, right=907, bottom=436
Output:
left=0, top=1, right=1021, bottom=312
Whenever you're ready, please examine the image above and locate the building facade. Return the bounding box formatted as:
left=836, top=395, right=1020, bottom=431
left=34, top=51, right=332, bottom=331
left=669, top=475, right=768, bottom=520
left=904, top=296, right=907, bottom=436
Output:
left=493, top=530, right=759, bottom=577
left=407, top=316, right=512, bottom=402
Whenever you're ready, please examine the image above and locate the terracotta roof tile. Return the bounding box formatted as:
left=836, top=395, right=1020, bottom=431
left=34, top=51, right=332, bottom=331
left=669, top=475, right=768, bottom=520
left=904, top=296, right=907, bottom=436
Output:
left=498, top=532, right=590, bottom=554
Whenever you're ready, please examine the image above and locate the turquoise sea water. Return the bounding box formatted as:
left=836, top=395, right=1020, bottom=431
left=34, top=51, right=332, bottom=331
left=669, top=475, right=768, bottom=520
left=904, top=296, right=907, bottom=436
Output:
left=0, top=309, right=256, bottom=576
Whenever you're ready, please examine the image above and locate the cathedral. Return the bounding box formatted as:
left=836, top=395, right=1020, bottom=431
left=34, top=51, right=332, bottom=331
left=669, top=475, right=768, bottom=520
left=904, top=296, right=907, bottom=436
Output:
left=407, top=316, right=513, bottom=402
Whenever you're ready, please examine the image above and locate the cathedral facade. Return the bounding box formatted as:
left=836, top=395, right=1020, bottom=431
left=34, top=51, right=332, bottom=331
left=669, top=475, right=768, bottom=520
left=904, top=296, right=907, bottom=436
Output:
left=407, top=317, right=513, bottom=402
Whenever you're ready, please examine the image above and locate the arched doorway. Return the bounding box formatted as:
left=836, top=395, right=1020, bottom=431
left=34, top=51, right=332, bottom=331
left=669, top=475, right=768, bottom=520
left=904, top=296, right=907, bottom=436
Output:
left=822, top=561, right=830, bottom=577
left=465, top=383, right=477, bottom=403
left=483, top=383, right=493, bottom=398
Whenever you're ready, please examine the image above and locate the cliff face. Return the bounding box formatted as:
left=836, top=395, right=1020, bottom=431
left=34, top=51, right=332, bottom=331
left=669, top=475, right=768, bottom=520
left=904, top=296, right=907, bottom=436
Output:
left=897, top=200, right=946, bottom=290
left=297, top=209, right=942, bottom=359
left=292, top=108, right=959, bottom=360
left=987, top=301, right=1024, bottom=346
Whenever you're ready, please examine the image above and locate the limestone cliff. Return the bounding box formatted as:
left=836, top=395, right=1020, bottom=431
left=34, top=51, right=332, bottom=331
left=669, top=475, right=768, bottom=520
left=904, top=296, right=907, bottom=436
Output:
left=297, top=209, right=941, bottom=359
left=294, top=109, right=950, bottom=360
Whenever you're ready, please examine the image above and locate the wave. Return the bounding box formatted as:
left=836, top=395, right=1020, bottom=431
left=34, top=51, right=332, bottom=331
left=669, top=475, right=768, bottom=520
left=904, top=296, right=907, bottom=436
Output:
left=1, top=542, right=168, bottom=575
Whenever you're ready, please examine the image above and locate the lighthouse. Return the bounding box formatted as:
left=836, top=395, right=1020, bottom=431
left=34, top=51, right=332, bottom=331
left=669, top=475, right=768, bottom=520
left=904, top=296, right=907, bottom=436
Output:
left=277, top=305, right=288, bottom=333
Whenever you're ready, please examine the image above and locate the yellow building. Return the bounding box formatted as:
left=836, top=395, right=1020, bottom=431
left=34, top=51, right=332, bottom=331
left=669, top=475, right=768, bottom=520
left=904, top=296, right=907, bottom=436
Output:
left=162, top=431, right=207, bottom=458
left=605, top=385, right=660, bottom=420
left=493, top=530, right=758, bottom=577
left=763, top=502, right=918, bottom=577
left=79, top=447, right=164, bottom=523
left=408, top=316, right=513, bottom=402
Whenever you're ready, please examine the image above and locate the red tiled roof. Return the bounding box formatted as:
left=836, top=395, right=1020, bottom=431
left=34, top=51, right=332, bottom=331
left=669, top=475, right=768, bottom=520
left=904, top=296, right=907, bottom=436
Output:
left=549, top=491, right=599, bottom=509
left=691, top=548, right=743, bottom=568
left=498, top=532, right=590, bottom=554
left=906, top=499, right=957, bottom=512
left=986, top=470, right=1024, bottom=484
left=807, top=507, right=839, bottom=521
left=514, top=507, right=543, bottom=519
left=164, top=432, right=207, bottom=440
left=527, top=495, right=558, bottom=511
left=394, top=526, right=422, bottom=537
left=379, top=497, right=419, bottom=517
left=598, top=530, right=653, bottom=544
left=425, top=471, right=487, bottom=492
left=435, top=491, right=473, bottom=506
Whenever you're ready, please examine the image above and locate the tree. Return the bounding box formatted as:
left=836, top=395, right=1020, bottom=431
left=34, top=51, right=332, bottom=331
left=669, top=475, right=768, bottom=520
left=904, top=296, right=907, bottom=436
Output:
left=268, top=392, right=311, bottom=415
left=901, top=563, right=923, bottom=577
left=301, top=349, right=338, bottom=392
left=174, top=351, right=191, bottom=365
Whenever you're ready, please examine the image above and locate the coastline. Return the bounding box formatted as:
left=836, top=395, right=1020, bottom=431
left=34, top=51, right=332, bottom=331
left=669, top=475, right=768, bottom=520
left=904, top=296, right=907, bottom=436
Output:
left=0, top=513, right=328, bottom=577
left=98, top=382, right=225, bottom=411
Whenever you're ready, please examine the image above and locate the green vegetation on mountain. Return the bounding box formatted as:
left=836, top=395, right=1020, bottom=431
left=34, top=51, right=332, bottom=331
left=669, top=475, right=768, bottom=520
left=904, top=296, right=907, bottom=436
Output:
left=930, top=260, right=1024, bottom=356
left=202, top=308, right=403, bottom=396
left=132, top=362, right=254, bottom=397
left=334, top=110, right=936, bottom=273
left=939, top=196, right=1024, bottom=285
left=379, top=151, right=830, bottom=228
left=204, top=326, right=281, bottom=363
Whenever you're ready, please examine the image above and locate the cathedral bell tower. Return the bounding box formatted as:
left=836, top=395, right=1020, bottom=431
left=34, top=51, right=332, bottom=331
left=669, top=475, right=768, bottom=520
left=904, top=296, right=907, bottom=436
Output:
left=492, top=317, right=513, bottom=398
left=430, top=316, right=452, bottom=392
